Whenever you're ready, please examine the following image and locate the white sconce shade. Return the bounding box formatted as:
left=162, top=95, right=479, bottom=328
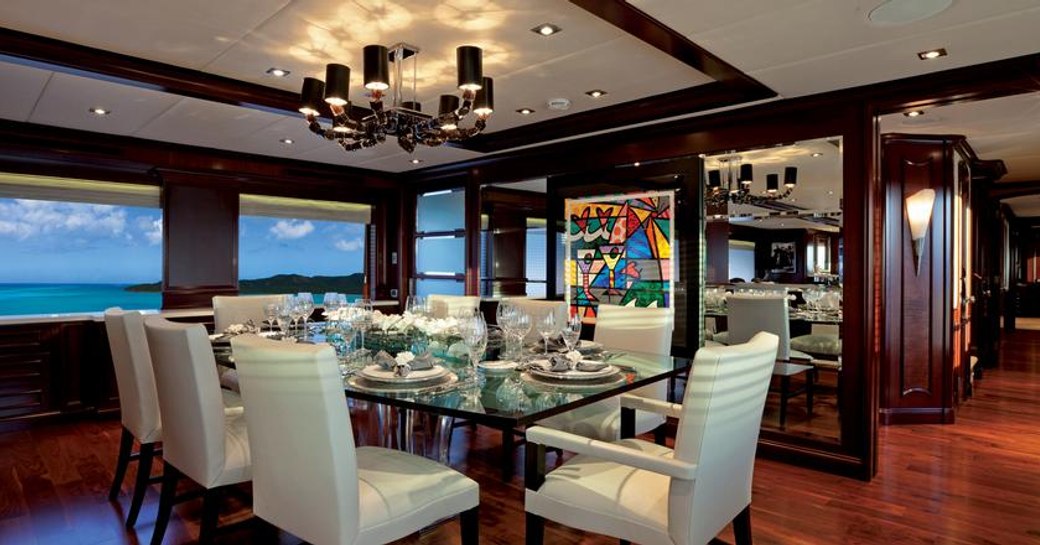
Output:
left=905, top=188, right=936, bottom=275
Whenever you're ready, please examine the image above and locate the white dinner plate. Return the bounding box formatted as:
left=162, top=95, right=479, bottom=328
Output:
left=347, top=372, right=458, bottom=394
left=520, top=372, right=626, bottom=391
left=527, top=362, right=619, bottom=381
left=478, top=360, right=518, bottom=372
left=359, top=364, right=448, bottom=384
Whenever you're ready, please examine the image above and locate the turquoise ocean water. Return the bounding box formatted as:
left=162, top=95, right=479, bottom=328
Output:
left=0, top=284, right=162, bottom=316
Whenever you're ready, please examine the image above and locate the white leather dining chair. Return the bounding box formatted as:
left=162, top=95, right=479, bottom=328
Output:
left=427, top=294, right=480, bottom=319
left=725, top=294, right=812, bottom=361
left=144, top=316, right=251, bottom=545
left=104, top=308, right=162, bottom=528
left=231, top=334, right=480, bottom=545
left=507, top=299, right=567, bottom=344
left=212, top=294, right=285, bottom=332
left=537, top=304, right=673, bottom=443
left=524, top=332, right=780, bottom=545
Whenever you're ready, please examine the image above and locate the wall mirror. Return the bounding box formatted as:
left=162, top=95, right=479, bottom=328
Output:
left=702, top=136, right=844, bottom=443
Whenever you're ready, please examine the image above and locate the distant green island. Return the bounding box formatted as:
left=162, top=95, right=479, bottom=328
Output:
left=125, top=273, right=365, bottom=295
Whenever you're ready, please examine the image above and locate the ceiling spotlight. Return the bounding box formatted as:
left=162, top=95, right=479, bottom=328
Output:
left=917, top=48, right=947, bottom=60
left=633, top=161, right=641, bottom=167
left=410, top=158, right=424, bottom=165
left=88, top=107, right=110, bottom=116
left=585, top=89, right=607, bottom=98
left=516, top=108, right=535, bottom=115
left=266, top=67, right=291, bottom=77
left=811, top=152, right=823, bottom=157
left=279, top=138, right=294, bottom=144
left=532, top=23, right=562, bottom=36
left=904, top=110, right=924, bottom=117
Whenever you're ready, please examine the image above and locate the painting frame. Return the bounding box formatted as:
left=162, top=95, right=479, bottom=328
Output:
left=770, top=241, right=797, bottom=273
left=564, top=190, right=675, bottom=320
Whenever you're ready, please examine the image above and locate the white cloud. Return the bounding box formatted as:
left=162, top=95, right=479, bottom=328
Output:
left=137, top=216, right=162, bottom=245
left=0, top=199, right=127, bottom=240
left=270, top=219, right=314, bottom=240
left=334, top=238, right=364, bottom=252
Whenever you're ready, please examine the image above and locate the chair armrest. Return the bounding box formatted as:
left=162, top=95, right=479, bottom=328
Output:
left=526, top=426, right=697, bottom=480
left=223, top=405, right=244, bottom=417
left=620, top=394, right=683, bottom=419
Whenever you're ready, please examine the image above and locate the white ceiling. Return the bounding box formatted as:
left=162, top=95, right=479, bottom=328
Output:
left=0, top=0, right=1038, bottom=173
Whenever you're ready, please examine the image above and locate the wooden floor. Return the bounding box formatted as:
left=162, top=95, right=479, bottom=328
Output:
left=2, top=330, right=1039, bottom=545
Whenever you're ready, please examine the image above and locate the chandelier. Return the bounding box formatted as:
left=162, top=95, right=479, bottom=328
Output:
left=704, top=156, right=798, bottom=206
left=298, top=43, right=494, bottom=153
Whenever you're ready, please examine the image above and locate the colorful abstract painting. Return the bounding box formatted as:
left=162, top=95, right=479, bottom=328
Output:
left=565, top=191, right=674, bottom=319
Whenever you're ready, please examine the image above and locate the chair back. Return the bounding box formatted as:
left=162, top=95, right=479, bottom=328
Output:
left=726, top=294, right=791, bottom=360
left=593, top=304, right=673, bottom=356
left=144, top=316, right=233, bottom=488
left=104, top=308, right=162, bottom=443
left=212, top=294, right=285, bottom=332
left=427, top=294, right=480, bottom=319
left=509, top=299, right=568, bottom=344
left=669, top=332, right=779, bottom=545
left=231, top=335, right=360, bottom=545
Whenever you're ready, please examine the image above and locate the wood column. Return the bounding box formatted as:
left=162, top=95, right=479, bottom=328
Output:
left=155, top=170, right=239, bottom=309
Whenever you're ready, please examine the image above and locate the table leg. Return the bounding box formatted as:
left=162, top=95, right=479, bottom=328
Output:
left=806, top=370, right=815, bottom=417
left=620, top=407, right=635, bottom=439
left=501, top=427, right=515, bottom=481
left=779, top=375, right=790, bottom=430
left=401, top=409, right=415, bottom=454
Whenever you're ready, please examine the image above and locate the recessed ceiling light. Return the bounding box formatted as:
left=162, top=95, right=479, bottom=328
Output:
left=811, top=152, right=823, bottom=158
left=279, top=138, right=294, bottom=144
left=904, top=110, right=924, bottom=117
left=868, top=0, right=953, bottom=26
left=633, top=161, right=641, bottom=167
left=410, top=158, right=424, bottom=165
left=828, top=190, right=834, bottom=195
left=266, top=67, right=291, bottom=77
left=532, top=23, right=562, bottom=36
left=88, top=107, right=110, bottom=116
left=917, top=48, right=947, bottom=60
left=516, top=108, right=535, bottom=115
left=585, top=89, right=607, bottom=98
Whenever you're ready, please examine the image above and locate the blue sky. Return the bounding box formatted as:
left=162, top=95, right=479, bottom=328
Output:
left=0, top=198, right=366, bottom=283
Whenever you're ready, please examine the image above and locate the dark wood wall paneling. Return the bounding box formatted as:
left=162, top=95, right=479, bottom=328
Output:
left=482, top=187, right=548, bottom=296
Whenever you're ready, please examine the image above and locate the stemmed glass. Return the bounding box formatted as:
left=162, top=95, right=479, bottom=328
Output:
left=352, top=299, right=373, bottom=352
left=263, top=303, right=278, bottom=333
left=561, top=313, right=582, bottom=353
left=406, top=295, right=427, bottom=316
left=536, top=311, right=558, bottom=356
left=514, top=310, right=531, bottom=359
left=460, top=315, right=488, bottom=387
left=297, top=292, right=315, bottom=339
left=496, top=301, right=517, bottom=359
left=275, top=302, right=293, bottom=338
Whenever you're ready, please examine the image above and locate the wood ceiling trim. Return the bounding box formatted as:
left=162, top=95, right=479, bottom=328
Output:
left=460, top=0, right=776, bottom=153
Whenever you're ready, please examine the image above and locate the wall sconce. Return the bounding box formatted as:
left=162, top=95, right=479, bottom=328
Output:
left=905, top=188, right=936, bottom=275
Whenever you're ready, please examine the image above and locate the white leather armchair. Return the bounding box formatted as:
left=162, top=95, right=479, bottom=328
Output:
left=524, top=332, right=779, bottom=545
left=231, top=334, right=480, bottom=545
left=427, top=294, right=480, bottom=319
left=507, top=299, right=567, bottom=344
left=537, top=304, right=673, bottom=442
left=212, top=294, right=285, bottom=332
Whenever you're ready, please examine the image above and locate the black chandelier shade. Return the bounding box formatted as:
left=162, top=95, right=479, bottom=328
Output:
left=707, top=169, right=722, bottom=189
left=474, top=77, right=494, bottom=115
left=402, top=100, right=422, bottom=112
left=364, top=45, right=390, bottom=90
left=766, top=173, right=779, bottom=192
left=438, top=94, right=460, bottom=115
left=299, top=77, right=326, bottom=116
left=739, top=163, right=754, bottom=185
left=324, top=64, right=350, bottom=106
left=784, top=166, right=799, bottom=187
left=457, top=46, right=483, bottom=91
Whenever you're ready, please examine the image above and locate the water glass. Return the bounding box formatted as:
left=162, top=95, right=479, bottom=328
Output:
left=263, top=303, right=278, bottom=332
left=406, top=295, right=428, bottom=316
left=352, top=299, right=373, bottom=351
left=536, top=311, right=558, bottom=356
left=561, top=313, right=582, bottom=353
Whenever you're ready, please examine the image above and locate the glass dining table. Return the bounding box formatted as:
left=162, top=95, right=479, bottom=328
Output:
left=340, top=348, right=690, bottom=481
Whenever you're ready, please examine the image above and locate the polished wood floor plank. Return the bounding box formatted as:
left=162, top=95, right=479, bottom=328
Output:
left=2, top=330, right=1040, bottom=544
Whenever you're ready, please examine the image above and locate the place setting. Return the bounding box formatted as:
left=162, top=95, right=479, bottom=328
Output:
left=346, top=349, right=459, bottom=395
left=516, top=312, right=626, bottom=391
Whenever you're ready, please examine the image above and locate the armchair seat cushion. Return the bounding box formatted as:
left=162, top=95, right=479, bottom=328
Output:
left=790, top=334, right=841, bottom=357
left=711, top=331, right=729, bottom=345
left=355, top=446, right=479, bottom=545
left=526, top=439, right=674, bottom=545
left=537, top=400, right=666, bottom=442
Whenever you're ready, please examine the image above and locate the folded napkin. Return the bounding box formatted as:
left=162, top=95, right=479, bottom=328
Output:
left=525, top=352, right=609, bottom=373
left=224, top=321, right=259, bottom=336
left=373, top=350, right=436, bottom=377
left=538, top=336, right=568, bottom=352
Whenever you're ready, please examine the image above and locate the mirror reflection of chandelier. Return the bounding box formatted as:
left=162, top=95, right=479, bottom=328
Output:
left=299, top=43, right=494, bottom=153
left=704, top=155, right=798, bottom=206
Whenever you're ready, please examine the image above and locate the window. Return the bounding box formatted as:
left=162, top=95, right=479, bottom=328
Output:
left=238, top=194, right=370, bottom=299
left=414, top=188, right=465, bottom=296
left=0, top=174, right=162, bottom=316
left=728, top=240, right=755, bottom=282
left=526, top=218, right=548, bottom=298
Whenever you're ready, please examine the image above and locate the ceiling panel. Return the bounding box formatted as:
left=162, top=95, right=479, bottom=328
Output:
left=1002, top=195, right=1040, bottom=217
left=133, top=97, right=285, bottom=149
left=0, top=0, right=292, bottom=69
left=28, top=72, right=182, bottom=136
left=354, top=144, right=484, bottom=172
left=0, top=61, right=51, bottom=122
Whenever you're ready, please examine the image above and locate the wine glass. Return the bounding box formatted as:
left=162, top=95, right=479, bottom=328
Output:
left=352, top=299, right=373, bottom=351
left=561, top=313, right=582, bottom=353
left=514, top=310, right=531, bottom=358
left=536, top=311, right=558, bottom=356
left=461, top=316, right=488, bottom=387
left=297, top=292, right=315, bottom=339
left=275, top=303, right=293, bottom=338
left=263, top=303, right=278, bottom=332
